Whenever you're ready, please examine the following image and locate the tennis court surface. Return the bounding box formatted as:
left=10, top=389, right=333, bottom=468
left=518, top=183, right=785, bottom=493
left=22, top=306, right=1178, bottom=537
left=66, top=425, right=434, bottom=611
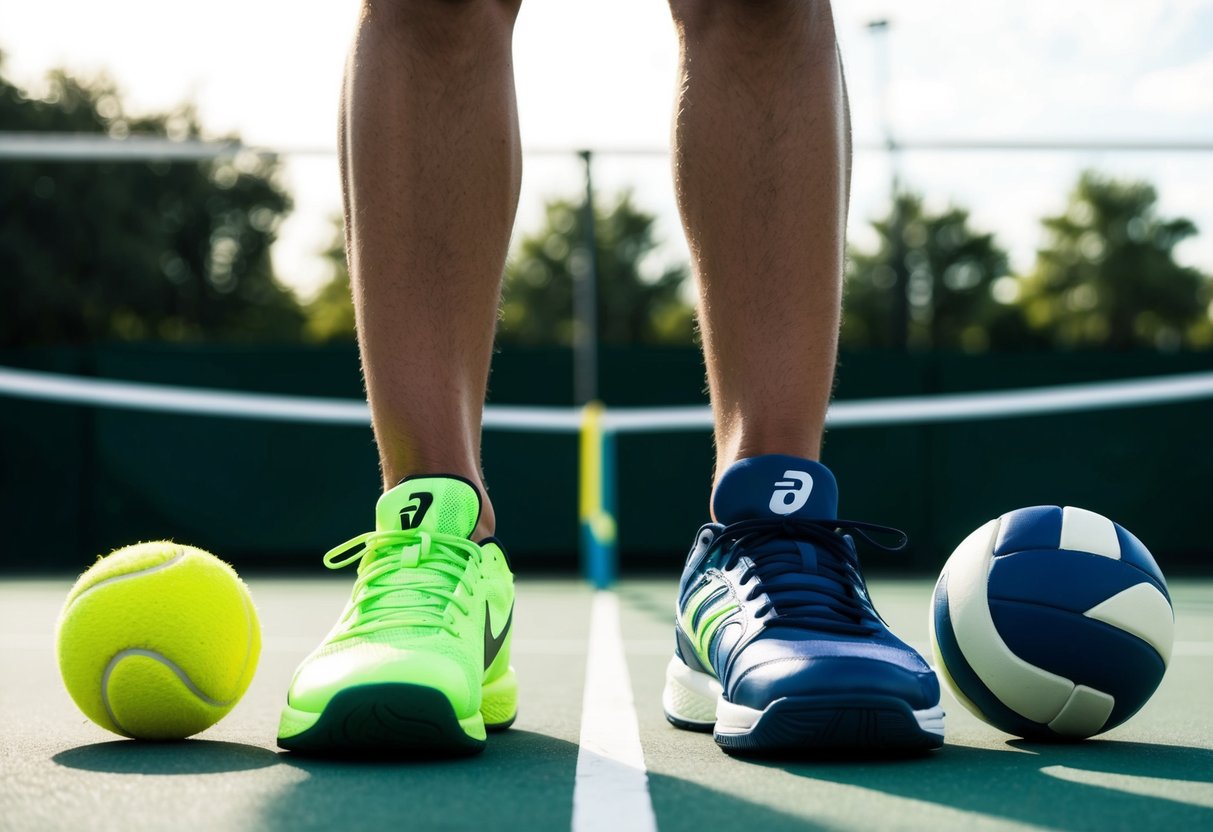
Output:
left=3, top=575, right=1210, bottom=831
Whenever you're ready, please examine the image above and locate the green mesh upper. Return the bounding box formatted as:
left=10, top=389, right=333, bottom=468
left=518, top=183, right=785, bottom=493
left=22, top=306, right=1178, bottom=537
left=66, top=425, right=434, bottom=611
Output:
left=375, top=477, right=480, bottom=537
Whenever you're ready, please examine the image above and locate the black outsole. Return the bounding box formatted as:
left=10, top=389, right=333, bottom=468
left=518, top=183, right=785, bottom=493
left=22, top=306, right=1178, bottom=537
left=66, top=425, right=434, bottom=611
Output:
left=279, top=683, right=487, bottom=758
left=713, top=695, right=943, bottom=758
left=665, top=714, right=715, bottom=733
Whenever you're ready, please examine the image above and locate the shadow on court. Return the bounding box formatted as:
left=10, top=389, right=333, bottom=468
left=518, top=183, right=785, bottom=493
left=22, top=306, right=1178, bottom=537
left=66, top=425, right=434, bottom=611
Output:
left=754, top=739, right=1213, bottom=830
left=261, top=731, right=838, bottom=832
left=47, top=732, right=836, bottom=832
left=44, top=732, right=834, bottom=829
left=259, top=730, right=577, bottom=830
left=43, top=733, right=1212, bottom=830
left=53, top=740, right=279, bottom=774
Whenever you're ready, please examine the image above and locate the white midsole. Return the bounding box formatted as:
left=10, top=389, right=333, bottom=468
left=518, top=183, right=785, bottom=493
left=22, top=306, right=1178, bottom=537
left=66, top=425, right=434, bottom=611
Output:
left=661, top=656, right=721, bottom=726
left=662, top=657, right=946, bottom=738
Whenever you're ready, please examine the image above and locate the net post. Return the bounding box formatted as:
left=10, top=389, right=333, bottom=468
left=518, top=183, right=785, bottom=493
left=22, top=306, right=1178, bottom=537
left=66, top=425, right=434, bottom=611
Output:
left=600, top=425, right=618, bottom=587
left=579, top=401, right=617, bottom=588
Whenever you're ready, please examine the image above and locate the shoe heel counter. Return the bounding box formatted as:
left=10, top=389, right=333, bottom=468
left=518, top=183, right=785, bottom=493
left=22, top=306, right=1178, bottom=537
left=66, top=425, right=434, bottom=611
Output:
left=478, top=536, right=514, bottom=574
left=675, top=625, right=714, bottom=675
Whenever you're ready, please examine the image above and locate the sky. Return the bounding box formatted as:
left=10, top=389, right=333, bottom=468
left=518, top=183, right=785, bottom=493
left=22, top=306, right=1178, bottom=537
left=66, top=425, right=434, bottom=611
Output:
left=3, top=0, right=1212, bottom=300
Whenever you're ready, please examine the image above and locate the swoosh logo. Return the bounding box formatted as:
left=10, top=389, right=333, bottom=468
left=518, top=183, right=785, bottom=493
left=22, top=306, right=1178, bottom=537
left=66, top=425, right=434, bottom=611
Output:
left=484, top=600, right=513, bottom=671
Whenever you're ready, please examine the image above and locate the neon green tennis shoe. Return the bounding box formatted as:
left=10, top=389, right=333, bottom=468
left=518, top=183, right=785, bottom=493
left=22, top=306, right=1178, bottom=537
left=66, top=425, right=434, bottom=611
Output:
left=277, top=474, right=516, bottom=756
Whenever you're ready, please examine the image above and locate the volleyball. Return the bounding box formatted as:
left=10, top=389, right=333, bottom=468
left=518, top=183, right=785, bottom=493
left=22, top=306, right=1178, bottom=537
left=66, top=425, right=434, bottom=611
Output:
left=929, top=506, right=1173, bottom=740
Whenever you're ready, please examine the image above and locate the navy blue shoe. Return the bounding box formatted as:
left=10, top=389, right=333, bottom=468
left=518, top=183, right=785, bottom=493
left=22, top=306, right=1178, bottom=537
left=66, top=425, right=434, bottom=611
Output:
left=662, top=455, right=945, bottom=754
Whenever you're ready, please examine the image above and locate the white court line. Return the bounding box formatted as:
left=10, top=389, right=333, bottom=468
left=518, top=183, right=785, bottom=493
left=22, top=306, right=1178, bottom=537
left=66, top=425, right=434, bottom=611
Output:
left=572, top=592, right=658, bottom=832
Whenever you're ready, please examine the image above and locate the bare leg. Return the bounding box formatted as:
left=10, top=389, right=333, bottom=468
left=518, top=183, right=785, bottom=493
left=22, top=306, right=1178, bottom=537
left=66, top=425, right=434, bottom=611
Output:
left=342, top=0, right=522, bottom=537
left=668, top=0, right=851, bottom=484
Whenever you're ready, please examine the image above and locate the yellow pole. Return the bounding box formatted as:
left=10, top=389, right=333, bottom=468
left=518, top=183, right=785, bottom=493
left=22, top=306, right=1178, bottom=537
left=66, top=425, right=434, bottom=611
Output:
left=579, top=401, right=616, bottom=586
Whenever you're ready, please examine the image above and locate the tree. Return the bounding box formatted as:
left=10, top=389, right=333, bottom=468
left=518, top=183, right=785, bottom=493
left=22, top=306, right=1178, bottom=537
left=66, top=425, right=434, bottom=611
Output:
left=303, top=222, right=356, bottom=343
left=843, top=192, right=1035, bottom=351
left=0, top=54, right=302, bottom=346
left=1018, top=171, right=1210, bottom=350
left=500, top=192, right=695, bottom=346
left=303, top=191, right=696, bottom=347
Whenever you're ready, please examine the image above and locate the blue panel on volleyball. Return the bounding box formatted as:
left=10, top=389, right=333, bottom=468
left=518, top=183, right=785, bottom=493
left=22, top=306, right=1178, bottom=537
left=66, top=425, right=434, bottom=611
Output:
left=988, top=551, right=1160, bottom=614
left=1115, top=525, right=1170, bottom=589
left=989, top=600, right=1168, bottom=729
left=992, top=505, right=1062, bottom=557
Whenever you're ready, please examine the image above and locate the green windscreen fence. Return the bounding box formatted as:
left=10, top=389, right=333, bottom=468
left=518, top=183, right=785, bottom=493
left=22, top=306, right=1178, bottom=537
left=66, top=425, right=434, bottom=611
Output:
left=1, top=344, right=1210, bottom=574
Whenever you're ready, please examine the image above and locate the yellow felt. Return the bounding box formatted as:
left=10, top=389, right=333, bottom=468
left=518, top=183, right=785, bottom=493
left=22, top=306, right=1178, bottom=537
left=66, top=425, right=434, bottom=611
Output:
left=64, top=541, right=185, bottom=605
left=55, top=541, right=261, bottom=739
left=105, top=653, right=226, bottom=740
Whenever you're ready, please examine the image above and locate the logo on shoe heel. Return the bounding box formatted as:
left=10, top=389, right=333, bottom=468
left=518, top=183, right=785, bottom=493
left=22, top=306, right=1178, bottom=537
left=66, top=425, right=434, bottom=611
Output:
left=770, top=471, right=813, bottom=515
left=399, top=493, right=434, bottom=530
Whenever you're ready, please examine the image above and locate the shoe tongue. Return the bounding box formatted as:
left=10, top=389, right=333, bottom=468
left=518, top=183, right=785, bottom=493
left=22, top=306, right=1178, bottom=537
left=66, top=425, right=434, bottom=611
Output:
left=375, top=476, right=481, bottom=538
left=712, top=455, right=838, bottom=525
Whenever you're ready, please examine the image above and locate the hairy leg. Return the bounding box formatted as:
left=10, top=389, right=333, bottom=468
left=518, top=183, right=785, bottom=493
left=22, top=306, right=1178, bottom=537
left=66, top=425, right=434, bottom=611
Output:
left=668, top=0, right=851, bottom=485
left=342, top=0, right=523, bottom=537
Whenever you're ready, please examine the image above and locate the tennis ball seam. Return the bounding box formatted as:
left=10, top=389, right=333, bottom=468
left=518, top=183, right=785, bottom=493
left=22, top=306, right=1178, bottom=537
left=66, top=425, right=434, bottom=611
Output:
left=101, top=648, right=236, bottom=737
left=67, top=546, right=187, bottom=608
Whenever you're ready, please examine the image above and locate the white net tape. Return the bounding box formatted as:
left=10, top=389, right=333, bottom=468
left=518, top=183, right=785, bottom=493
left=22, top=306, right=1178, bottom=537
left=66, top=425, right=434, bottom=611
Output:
left=2, top=365, right=1211, bottom=433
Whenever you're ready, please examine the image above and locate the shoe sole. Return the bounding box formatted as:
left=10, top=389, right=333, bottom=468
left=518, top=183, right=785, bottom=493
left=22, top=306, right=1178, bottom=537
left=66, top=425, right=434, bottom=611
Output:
left=278, top=683, right=511, bottom=758
left=663, top=657, right=945, bottom=755
left=713, top=695, right=945, bottom=755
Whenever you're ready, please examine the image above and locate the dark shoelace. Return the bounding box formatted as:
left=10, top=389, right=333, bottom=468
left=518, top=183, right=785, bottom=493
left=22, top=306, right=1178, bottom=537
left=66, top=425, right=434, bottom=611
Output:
left=714, top=517, right=908, bottom=636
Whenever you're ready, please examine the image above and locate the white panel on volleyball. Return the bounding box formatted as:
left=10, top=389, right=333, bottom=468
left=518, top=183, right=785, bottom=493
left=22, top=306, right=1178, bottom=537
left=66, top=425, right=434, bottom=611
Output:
left=1084, top=583, right=1175, bottom=666
left=1047, top=685, right=1114, bottom=737
left=1059, top=506, right=1121, bottom=558
left=944, top=519, right=1076, bottom=724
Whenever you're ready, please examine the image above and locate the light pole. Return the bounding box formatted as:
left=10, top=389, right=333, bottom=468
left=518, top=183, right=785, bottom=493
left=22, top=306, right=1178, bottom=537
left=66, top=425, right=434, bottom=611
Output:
left=573, top=149, right=600, bottom=405
left=867, top=18, right=909, bottom=350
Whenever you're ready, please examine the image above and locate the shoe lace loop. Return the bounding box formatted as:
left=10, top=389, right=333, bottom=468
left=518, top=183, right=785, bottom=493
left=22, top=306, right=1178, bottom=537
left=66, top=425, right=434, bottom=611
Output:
left=322, top=528, right=483, bottom=639
left=713, top=517, right=907, bottom=636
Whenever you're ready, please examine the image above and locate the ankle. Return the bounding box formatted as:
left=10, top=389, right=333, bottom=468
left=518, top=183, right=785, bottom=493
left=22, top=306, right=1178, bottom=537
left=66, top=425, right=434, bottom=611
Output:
left=714, top=434, right=823, bottom=484
left=473, top=500, right=496, bottom=542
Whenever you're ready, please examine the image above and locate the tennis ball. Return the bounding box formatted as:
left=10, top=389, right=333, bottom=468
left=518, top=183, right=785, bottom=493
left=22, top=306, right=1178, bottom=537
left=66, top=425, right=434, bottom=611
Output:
left=56, top=541, right=261, bottom=740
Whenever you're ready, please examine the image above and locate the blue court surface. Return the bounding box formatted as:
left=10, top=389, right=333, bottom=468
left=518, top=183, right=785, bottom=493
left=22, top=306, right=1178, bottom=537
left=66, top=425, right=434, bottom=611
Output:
left=2, top=575, right=1210, bottom=831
